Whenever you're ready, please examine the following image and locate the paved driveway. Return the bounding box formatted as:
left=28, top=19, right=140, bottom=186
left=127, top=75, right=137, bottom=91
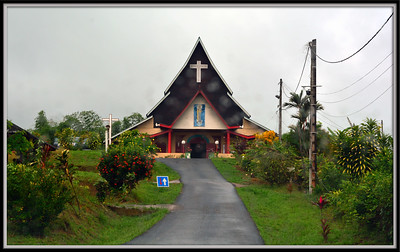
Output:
left=125, top=158, right=264, bottom=245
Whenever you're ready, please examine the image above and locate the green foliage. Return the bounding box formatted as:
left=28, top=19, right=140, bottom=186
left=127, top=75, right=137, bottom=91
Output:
left=234, top=140, right=298, bottom=185
left=7, top=161, right=72, bottom=236
left=329, top=118, right=388, bottom=178
left=54, top=150, right=81, bottom=214
left=314, top=157, right=350, bottom=195
left=282, top=90, right=324, bottom=157
left=34, top=110, right=50, bottom=133
left=60, top=110, right=103, bottom=133
left=7, top=132, right=33, bottom=155
left=95, top=180, right=109, bottom=203
left=7, top=121, right=35, bottom=163
left=7, top=149, right=181, bottom=245
left=33, top=110, right=57, bottom=144
left=122, top=112, right=145, bottom=130
left=324, top=118, right=394, bottom=244
left=96, top=130, right=159, bottom=195
left=55, top=127, right=75, bottom=149
left=326, top=170, right=393, bottom=243
left=87, top=131, right=102, bottom=150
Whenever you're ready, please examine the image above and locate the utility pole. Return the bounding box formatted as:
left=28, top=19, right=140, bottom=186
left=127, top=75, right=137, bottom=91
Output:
left=275, top=79, right=283, bottom=141
left=309, top=39, right=317, bottom=194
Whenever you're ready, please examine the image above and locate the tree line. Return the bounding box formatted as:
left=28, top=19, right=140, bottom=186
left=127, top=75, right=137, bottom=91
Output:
left=31, top=110, right=144, bottom=149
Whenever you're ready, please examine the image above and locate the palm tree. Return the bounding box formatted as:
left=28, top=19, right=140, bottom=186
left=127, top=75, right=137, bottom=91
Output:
left=283, top=90, right=324, bottom=156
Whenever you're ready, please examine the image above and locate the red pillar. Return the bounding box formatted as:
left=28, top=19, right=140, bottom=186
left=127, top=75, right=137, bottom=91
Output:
left=167, top=130, right=172, bottom=153
left=226, top=131, right=230, bottom=154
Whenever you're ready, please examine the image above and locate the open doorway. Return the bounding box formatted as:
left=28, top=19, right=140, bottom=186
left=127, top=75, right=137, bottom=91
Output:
left=188, top=135, right=208, bottom=158
left=190, top=143, right=206, bottom=158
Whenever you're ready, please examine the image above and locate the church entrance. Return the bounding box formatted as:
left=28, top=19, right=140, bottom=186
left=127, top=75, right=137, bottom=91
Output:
left=188, top=135, right=208, bottom=158
left=190, top=143, right=206, bottom=158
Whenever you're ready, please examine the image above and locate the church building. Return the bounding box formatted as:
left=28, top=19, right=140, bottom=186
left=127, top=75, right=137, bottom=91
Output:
left=113, top=37, right=270, bottom=158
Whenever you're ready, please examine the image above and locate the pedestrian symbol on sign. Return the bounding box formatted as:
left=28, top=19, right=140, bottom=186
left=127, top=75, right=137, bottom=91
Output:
left=157, top=176, right=169, bottom=187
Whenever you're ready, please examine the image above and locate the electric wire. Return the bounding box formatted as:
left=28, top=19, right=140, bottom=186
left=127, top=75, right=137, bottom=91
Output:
left=321, top=84, right=392, bottom=117
left=312, top=13, right=393, bottom=64
left=319, top=64, right=392, bottom=104
left=318, top=111, right=345, bottom=130
left=294, top=46, right=310, bottom=93
left=318, top=52, right=392, bottom=95
left=282, top=83, right=292, bottom=99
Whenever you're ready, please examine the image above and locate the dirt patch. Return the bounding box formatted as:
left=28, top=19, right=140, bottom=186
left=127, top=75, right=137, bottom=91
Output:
left=79, top=181, right=98, bottom=196
left=122, top=204, right=182, bottom=212
left=107, top=205, right=155, bottom=216
left=76, top=165, right=98, bottom=172
left=231, top=183, right=248, bottom=188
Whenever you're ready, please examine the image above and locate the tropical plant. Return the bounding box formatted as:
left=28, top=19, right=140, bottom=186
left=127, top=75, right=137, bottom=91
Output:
left=329, top=118, right=387, bottom=178
left=312, top=196, right=330, bottom=243
left=55, top=127, right=75, bottom=149
left=326, top=170, right=393, bottom=243
left=255, top=130, right=279, bottom=144
left=87, top=131, right=102, bottom=150
left=55, top=150, right=81, bottom=214
left=7, top=146, right=73, bottom=236
left=238, top=140, right=298, bottom=185
left=283, top=91, right=324, bottom=157
left=7, top=121, right=35, bottom=163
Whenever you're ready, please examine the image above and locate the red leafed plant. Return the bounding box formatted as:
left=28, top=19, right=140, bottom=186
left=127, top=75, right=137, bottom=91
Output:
left=320, top=218, right=331, bottom=243
left=312, top=196, right=331, bottom=243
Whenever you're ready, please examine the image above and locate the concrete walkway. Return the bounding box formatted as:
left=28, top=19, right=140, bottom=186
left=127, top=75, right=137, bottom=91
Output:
left=125, top=158, right=264, bottom=245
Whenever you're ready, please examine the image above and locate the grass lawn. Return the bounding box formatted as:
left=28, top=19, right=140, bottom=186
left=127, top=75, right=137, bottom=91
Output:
left=7, top=150, right=181, bottom=246
left=211, top=158, right=379, bottom=245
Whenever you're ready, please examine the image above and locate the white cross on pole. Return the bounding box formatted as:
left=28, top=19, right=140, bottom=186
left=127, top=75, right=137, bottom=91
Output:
left=102, top=114, right=119, bottom=146
left=190, top=60, right=208, bottom=83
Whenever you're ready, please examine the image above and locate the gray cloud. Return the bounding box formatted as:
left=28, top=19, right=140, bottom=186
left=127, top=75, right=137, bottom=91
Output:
left=5, top=4, right=395, bottom=135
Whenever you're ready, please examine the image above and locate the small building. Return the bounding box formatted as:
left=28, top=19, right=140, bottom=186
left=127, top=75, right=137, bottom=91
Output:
left=112, top=38, right=270, bottom=158
left=7, top=122, right=57, bottom=151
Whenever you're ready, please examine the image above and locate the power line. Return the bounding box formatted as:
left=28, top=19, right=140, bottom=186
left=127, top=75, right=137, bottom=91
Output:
left=294, top=46, right=310, bottom=93
left=282, top=83, right=292, bottom=99
left=318, top=52, right=392, bottom=95
left=319, top=64, right=392, bottom=103
left=313, top=13, right=393, bottom=64
left=322, top=84, right=392, bottom=117
left=318, top=111, right=345, bottom=130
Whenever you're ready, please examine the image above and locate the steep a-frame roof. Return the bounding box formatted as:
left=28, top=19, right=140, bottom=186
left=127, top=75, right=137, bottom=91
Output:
left=147, top=37, right=251, bottom=127
left=162, top=37, right=233, bottom=95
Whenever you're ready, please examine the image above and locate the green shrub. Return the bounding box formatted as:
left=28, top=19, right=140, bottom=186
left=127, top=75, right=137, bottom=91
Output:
left=7, top=163, right=72, bottom=236
left=55, top=127, right=75, bottom=149
left=255, top=149, right=291, bottom=185
left=7, top=121, right=35, bottom=163
left=237, top=140, right=297, bottom=185
left=315, top=158, right=349, bottom=195
left=327, top=170, right=393, bottom=243
left=96, top=130, right=158, bottom=193
left=87, top=131, right=101, bottom=150
left=329, top=118, right=389, bottom=179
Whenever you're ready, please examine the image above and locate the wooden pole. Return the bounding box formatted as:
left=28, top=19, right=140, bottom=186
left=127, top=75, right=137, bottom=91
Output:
left=279, top=79, right=282, bottom=141
left=309, top=39, right=317, bottom=193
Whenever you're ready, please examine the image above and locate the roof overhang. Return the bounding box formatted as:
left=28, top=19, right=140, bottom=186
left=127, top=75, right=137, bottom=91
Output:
left=111, top=116, right=154, bottom=140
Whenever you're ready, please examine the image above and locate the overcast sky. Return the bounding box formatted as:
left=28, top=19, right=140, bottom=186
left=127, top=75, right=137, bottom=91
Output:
left=4, top=4, right=395, bottom=136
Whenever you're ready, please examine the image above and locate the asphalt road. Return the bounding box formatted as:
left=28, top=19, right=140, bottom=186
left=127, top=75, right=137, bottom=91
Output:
left=125, top=158, right=264, bottom=245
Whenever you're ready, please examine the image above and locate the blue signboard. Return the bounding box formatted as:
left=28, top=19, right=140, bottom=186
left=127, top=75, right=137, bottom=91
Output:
left=157, top=176, right=169, bottom=187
